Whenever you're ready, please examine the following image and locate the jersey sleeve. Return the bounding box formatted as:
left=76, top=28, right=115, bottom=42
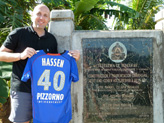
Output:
left=71, top=58, right=79, bottom=82
left=21, top=58, right=32, bottom=82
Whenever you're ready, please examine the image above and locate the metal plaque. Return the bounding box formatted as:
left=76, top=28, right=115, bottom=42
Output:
left=83, top=38, right=153, bottom=123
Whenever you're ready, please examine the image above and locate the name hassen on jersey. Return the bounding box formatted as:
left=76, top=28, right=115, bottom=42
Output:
left=42, top=58, right=64, bottom=67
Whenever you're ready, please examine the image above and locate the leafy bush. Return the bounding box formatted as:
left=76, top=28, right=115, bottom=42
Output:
left=0, top=62, right=12, bottom=104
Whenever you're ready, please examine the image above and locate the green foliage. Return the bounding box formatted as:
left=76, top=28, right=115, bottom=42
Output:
left=41, top=0, right=67, bottom=9
left=0, top=62, right=12, bottom=80
left=0, top=78, right=9, bottom=104
left=104, top=1, right=139, bottom=18
left=0, top=62, right=12, bottom=104
left=0, top=0, right=36, bottom=45
left=129, top=0, right=163, bottom=29
left=115, top=0, right=164, bottom=30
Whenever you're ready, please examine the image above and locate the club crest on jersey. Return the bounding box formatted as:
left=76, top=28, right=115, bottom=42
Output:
left=42, top=58, right=64, bottom=68
left=68, top=52, right=72, bottom=56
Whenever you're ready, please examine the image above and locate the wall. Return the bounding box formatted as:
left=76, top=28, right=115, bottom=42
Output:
left=49, top=10, right=164, bottom=123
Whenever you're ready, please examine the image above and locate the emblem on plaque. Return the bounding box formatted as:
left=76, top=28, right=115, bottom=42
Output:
left=108, top=41, right=127, bottom=63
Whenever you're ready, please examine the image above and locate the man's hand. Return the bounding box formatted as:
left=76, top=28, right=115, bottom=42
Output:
left=20, top=47, right=36, bottom=60
left=69, top=50, right=80, bottom=61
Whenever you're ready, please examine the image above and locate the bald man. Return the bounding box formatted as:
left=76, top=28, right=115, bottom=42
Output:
left=0, top=4, right=80, bottom=123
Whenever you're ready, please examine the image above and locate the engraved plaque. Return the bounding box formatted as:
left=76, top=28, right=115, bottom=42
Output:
left=83, top=38, right=153, bottom=123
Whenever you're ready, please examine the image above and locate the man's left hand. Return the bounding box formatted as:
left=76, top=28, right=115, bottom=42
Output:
left=69, top=50, right=80, bottom=61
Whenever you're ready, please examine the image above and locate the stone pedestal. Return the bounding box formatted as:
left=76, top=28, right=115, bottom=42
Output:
left=49, top=10, right=79, bottom=123
left=48, top=10, right=74, bottom=53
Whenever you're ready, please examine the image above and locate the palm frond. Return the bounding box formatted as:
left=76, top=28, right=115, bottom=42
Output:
left=77, top=14, right=108, bottom=30
left=74, top=0, right=99, bottom=16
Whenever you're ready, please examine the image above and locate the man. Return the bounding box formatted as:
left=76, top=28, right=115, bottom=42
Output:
left=0, top=4, right=80, bottom=123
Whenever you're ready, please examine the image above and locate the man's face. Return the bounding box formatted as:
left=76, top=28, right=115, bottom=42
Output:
left=31, top=5, right=50, bottom=29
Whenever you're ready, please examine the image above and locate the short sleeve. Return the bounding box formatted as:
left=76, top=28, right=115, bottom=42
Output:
left=3, top=28, right=20, bottom=51
left=71, top=58, right=79, bottom=82
left=21, top=58, right=32, bottom=82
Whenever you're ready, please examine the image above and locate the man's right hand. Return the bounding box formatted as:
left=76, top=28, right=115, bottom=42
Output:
left=20, top=47, right=36, bottom=60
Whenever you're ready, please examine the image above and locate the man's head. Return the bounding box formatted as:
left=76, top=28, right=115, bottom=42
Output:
left=31, top=4, right=50, bottom=30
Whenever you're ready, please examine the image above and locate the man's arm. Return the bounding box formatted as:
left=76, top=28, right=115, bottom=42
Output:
left=0, top=45, right=36, bottom=62
left=0, top=45, right=20, bottom=62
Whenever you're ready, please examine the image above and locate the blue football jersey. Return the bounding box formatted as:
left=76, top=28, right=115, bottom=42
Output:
left=21, top=50, right=79, bottom=123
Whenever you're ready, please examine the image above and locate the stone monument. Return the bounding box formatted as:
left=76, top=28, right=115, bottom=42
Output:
left=49, top=9, right=164, bottom=123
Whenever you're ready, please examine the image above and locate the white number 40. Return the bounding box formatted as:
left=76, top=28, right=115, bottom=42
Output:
left=37, top=69, right=65, bottom=91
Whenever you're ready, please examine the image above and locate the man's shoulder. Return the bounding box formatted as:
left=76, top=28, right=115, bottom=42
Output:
left=14, top=26, right=29, bottom=30
left=11, top=26, right=30, bottom=33
left=46, top=30, right=54, bottom=36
